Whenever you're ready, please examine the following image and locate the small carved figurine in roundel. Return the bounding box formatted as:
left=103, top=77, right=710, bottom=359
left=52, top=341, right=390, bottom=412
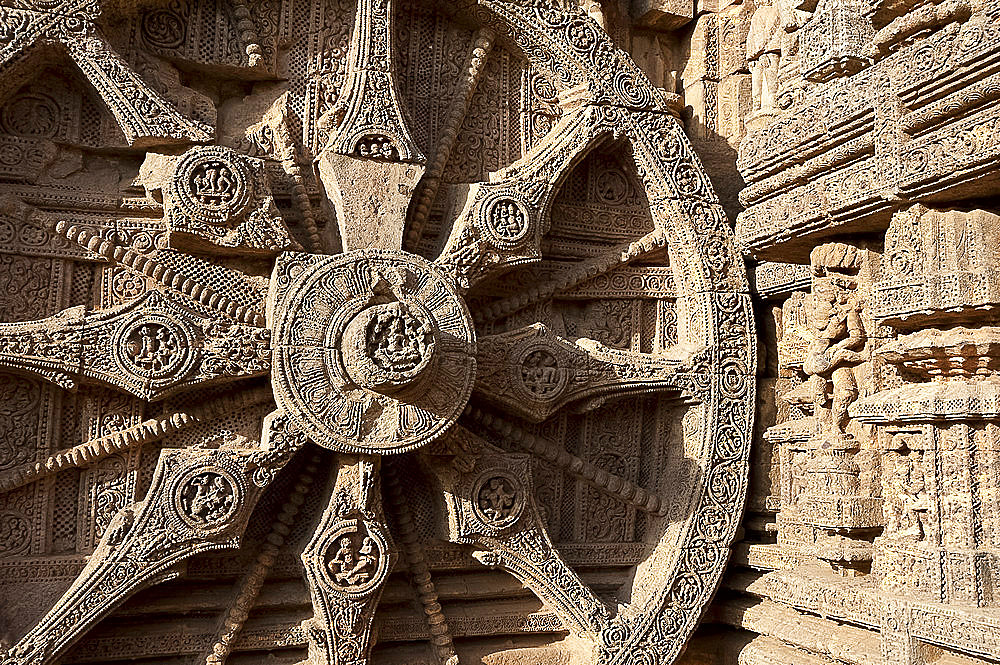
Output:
left=321, top=520, right=390, bottom=596
left=341, top=300, right=437, bottom=391
left=173, top=469, right=240, bottom=531
left=483, top=197, right=531, bottom=248
left=113, top=315, right=193, bottom=381
left=472, top=471, right=526, bottom=530
left=171, top=146, right=253, bottom=225
left=517, top=347, right=567, bottom=402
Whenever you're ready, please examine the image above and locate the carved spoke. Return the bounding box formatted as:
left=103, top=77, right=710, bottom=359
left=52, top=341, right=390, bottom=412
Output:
left=317, top=0, right=425, bottom=252
left=300, top=454, right=395, bottom=665
left=473, top=228, right=668, bottom=325
left=0, top=289, right=269, bottom=401
left=474, top=322, right=701, bottom=422
left=384, top=460, right=460, bottom=665
left=0, top=3, right=210, bottom=146
left=405, top=28, right=495, bottom=253
left=0, top=387, right=273, bottom=495
left=1, top=411, right=305, bottom=665
left=202, top=450, right=323, bottom=665
left=464, top=408, right=670, bottom=516
left=53, top=222, right=267, bottom=326
left=426, top=429, right=611, bottom=644
left=434, top=106, right=612, bottom=291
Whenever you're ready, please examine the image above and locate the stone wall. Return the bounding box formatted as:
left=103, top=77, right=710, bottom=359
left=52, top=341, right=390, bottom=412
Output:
left=677, top=0, right=1000, bottom=661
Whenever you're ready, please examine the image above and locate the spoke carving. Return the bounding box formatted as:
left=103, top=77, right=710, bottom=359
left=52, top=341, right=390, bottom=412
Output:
left=474, top=323, right=699, bottom=422
left=426, top=431, right=611, bottom=643
left=464, top=406, right=670, bottom=516
left=300, top=455, right=395, bottom=665
left=0, top=387, right=273, bottom=494
left=473, top=228, right=668, bottom=325
left=53, top=222, right=266, bottom=326
left=384, top=460, right=459, bottom=665
left=405, top=28, right=495, bottom=252
left=325, top=0, right=423, bottom=164
left=203, top=451, right=322, bottom=665
left=0, top=411, right=305, bottom=665
left=317, top=0, right=425, bottom=252
left=65, top=33, right=213, bottom=147
left=0, top=3, right=211, bottom=146
left=0, top=290, right=270, bottom=401
left=434, top=107, right=611, bottom=291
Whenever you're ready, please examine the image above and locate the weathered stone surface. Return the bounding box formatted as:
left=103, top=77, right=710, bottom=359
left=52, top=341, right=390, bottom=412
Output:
left=0, top=3, right=753, bottom=665
left=2, top=0, right=1000, bottom=664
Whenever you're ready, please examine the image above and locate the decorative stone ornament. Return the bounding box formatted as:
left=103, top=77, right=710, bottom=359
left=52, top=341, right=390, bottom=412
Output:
left=269, top=249, right=476, bottom=454
left=471, top=469, right=526, bottom=531
left=316, top=517, right=391, bottom=597
left=113, top=313, right=194, bottom=385
left=171, top=466, right=242, bottom=533
left=0, top=4, right=755, bottom=665
left=162, top=145, right=295, bottom=254
left=340, top=299, right=437, bottom=391
left=171, top=146, right=254, bottom=225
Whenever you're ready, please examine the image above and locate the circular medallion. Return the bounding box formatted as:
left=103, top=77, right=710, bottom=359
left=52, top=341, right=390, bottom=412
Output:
left=271, top=249, right=476, bottom=454
left=595, top=168, right=629, bottom=204
left=340, top=300, right=437, bottom=391
left=141, top=8, right=186, bottom=49
left=318, top=519, right=391, bottom=597
left=482, top=196, right=531, bottom=248
left=472, top=470, right=526, bottom=531
left=1, top=93, right=59, bottom=138
left=0, top=142, right=23, bottom=166
left=514, top=345, right=567, bottom=402
left=170, top=146, right=253, bottom=225
left=113, top=314, right=194, bottom=383
left=319, top=519, right=391, bottom=598
left=172, top=467, right=241, bottom=532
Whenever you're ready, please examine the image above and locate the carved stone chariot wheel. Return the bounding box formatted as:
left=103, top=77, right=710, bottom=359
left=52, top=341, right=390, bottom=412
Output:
left=0, top=2, right=753, bottom=664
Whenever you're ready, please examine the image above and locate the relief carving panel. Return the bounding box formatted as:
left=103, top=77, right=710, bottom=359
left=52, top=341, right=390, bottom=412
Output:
left=0, top=3, right=752, bottom=665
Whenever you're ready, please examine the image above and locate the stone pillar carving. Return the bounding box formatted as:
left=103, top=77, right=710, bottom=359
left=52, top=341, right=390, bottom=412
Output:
left=769, top=242, right=884, bottom=574
left=853, top=206, right=1000, bottom=610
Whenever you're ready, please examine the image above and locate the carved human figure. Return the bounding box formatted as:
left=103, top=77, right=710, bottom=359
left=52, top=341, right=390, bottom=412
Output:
left=371, top=308, right=425, bottom=372
left=192, top=162, right=236, bottom=205
left=479, top=477, right=517, bottom=521
left=893, top=451, right=929, bottom=541
left=329, top=535, right=376, bottom=586
left=521, top=350, right=560, bottom=398
left=181, top=472, right=235, bottom=524
left=127, top=324, right=178, bottom=373
left=746, top=0, right=783, bottom=113
left=802, top=280, right=865, bottom=438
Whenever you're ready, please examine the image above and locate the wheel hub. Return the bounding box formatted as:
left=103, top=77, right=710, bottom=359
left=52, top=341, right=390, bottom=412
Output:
left=270, top=248, right=476, bottom=455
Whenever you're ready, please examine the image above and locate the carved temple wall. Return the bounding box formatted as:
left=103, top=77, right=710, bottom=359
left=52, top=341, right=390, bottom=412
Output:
left=691, top=0, right=1000, bottom=661
left=0, top=1, right=996, bottom=665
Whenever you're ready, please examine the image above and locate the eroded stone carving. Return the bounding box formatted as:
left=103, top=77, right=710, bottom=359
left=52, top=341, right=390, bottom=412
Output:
left=0, top=4, right=753, bottom=665
left=733, top=0, right=1000, bottom=658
